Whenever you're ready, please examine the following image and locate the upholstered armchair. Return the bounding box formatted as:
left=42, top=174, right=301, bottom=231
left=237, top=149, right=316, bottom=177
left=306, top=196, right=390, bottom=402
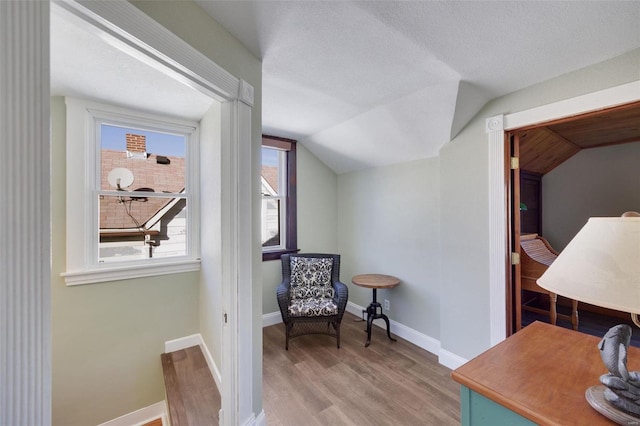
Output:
left=277, top=253, right=348, bottom=350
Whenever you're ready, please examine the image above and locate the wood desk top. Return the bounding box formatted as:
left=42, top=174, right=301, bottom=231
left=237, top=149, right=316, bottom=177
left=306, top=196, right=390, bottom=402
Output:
left=451, top=321, right=639, bottom=425
left=351, top=274, right=400, bottom=289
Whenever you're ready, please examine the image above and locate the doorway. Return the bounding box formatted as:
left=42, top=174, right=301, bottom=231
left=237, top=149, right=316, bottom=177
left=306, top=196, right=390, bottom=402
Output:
left=505, top=100, right=640, bottom=336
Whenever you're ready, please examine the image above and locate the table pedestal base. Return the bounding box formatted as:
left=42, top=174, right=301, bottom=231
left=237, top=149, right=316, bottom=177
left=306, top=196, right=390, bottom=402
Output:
left=363, top=288, right=396, bottom=347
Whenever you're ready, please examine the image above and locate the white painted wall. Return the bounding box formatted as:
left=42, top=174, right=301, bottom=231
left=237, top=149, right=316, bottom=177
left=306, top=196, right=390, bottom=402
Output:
left=542, top=141, right=640, bottom=251
left=262, top=143, right=338, bottom=314
left=199, top=102, right=223, bottom=374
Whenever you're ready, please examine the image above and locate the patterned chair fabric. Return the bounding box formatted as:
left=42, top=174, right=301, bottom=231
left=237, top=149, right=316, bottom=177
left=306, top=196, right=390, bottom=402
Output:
left=277, top=253, right=348, bottom=350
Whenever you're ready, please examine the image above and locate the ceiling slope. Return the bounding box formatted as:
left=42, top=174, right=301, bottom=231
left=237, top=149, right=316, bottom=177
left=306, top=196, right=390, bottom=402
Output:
left=197, top=1, right=640, bottom=173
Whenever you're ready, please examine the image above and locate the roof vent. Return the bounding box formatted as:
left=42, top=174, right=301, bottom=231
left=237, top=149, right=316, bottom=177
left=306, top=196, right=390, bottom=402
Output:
left=156, top=155, right=171, bottom=165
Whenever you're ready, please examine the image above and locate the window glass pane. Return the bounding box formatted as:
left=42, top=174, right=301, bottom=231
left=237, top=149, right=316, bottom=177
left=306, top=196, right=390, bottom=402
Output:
left=101, top=124, right=186, bottom=193
left=99, top=195, right=187, bottom=262
left=261, top=198, right=281, bottom=247
left=261, top=147, right=280, bottom=195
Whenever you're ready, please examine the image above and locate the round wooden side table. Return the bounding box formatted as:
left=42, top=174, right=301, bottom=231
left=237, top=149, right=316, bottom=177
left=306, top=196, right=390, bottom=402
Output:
left=351, top=274, right=400, bottom=347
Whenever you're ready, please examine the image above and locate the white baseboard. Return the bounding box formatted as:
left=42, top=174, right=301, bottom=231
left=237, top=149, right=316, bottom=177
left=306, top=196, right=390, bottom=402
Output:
left=164, top=333, right=201, bottom=353
left=439, top=348, right=469, bottom=370
left=164, top=333, right=222, bottom=390
left=263, top=302, right=468, bottom=369
left=346, top=301, right=468, bottom=369
left=97, top=401, right=166, bottom=426
left=346, top=302, right=439, bottom=355
left=198, top=336, right=223, bottom=390
left=262, top=311, right=282, bottom=327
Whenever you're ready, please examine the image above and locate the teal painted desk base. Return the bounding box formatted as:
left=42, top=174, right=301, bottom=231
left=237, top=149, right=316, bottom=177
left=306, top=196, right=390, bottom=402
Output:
left=460, top=385, right=536, bottom=426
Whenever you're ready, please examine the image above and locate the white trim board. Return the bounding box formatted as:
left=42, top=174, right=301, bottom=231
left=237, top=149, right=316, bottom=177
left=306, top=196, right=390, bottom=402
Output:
left=486, top=80, right=640, bottom=349
left=346, top=302, right=441, bottom=358
left=262, top=311, right=282, bottom=328
left=97, top=401, right=167, bottom=426
left=262, top=303, right=468, bottom=369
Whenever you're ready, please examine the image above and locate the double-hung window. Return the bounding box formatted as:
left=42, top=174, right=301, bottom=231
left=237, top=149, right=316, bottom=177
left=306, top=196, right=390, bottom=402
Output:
left=261, top=135, right=298, bottom=261
left=63, top=97, right=200, bottom=285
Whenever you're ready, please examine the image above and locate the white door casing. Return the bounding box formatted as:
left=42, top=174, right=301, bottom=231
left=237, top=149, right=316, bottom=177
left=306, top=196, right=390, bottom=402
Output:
left=486, top=80, right=640, bottom=347
left=51, top=1, right=258, bottom=424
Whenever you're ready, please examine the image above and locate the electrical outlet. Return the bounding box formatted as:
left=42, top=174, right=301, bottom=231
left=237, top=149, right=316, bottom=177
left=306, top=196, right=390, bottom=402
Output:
left=384, top=299, right=390, bottom=311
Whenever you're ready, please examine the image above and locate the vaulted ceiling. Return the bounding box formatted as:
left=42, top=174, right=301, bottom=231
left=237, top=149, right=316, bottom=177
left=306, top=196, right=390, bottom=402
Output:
left=196, top=1, right=640, bottom=173
left=51, top=1, right=640, bottom=175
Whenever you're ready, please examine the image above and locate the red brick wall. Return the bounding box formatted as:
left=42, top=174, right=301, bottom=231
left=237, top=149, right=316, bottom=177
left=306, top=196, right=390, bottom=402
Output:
left=126, top=133, right=146, bottom=153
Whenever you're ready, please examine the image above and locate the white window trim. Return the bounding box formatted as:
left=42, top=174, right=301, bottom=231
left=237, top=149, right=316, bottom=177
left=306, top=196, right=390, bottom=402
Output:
left=61, top=97, right=201, bottom=285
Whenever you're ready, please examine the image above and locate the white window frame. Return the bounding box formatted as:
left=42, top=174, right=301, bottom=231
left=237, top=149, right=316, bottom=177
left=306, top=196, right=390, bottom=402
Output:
left=261, top=147, right=287, bottom=252
left=62, top=97, right=201, bottom=285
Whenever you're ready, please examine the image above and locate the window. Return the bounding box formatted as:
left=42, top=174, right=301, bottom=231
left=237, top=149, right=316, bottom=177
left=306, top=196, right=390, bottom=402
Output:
left=262, top=135, right=298, bottom=261
left=62, top=97, right=200, bottom=285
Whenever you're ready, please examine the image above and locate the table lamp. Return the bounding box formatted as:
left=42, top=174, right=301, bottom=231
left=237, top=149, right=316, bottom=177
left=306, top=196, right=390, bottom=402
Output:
left=537, top=214, right=640, bottom=424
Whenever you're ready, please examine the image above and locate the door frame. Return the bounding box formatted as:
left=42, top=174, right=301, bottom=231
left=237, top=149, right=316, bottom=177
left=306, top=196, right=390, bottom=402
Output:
left=486, top=80, right=640, bottom=345
left=52, top=1, right=258, bottom=424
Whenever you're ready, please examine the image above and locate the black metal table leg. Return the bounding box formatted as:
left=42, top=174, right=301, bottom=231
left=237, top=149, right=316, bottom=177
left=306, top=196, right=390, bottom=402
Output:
left=363, top=288, right=396, bottom=347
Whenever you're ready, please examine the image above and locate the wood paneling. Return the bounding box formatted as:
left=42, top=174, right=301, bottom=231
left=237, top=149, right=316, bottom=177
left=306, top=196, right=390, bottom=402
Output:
left=518, top=101, right=640, bottom=175
left=548, top=102, right=640, bottom=149
left=518, top=127, right=580, bottom=174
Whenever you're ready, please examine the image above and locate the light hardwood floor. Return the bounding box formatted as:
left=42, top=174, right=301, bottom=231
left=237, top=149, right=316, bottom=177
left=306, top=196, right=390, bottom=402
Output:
left=263, top=312, right=460, bottom=425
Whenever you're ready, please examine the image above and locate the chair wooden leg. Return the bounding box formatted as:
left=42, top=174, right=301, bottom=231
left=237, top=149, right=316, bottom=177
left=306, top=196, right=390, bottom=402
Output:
left=549, top=293, right=558, bottom=326
left=571, top=299, right=579, bottom=330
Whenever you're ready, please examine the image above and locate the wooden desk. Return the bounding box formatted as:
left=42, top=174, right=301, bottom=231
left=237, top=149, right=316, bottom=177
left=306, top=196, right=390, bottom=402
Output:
left=352, top=274, right=400, bottom=347
left=451, top=322, right=640, bottom=425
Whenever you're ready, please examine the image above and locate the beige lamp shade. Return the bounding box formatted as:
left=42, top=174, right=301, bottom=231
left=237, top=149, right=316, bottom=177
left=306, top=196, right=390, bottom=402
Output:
left=537, top=217, right=640, bottom=315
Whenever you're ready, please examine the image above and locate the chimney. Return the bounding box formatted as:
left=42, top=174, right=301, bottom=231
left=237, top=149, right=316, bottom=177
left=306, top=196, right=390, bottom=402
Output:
left=126, top=133, right=147, bottom=159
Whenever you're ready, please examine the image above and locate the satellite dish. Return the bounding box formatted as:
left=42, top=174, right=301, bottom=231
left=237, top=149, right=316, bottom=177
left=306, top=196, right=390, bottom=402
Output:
left=107, top=167, right=134, bottom=190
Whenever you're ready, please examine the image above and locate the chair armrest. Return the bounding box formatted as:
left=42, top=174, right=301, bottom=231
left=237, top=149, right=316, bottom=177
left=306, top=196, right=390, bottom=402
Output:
left=277, top=278, right=291, bottom=318
left=333, top=280, right=349, bottom=316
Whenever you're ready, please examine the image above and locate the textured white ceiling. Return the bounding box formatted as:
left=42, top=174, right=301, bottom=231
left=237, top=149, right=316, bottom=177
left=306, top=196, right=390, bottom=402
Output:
left=50, top=6, right=213, bottom=122
left=196, top=0, right=640, bottom=174
left=51, top=2, right=640, bottom=174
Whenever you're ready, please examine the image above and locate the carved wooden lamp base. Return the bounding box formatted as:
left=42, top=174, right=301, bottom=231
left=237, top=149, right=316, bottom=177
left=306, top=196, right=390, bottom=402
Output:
left=586, top=385, right=640, bottom=425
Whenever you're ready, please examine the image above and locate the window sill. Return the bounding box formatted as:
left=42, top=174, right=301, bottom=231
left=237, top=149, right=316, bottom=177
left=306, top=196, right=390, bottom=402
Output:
left=61, top=259, right=201, bottom=286
left=262, top=248, right=299, bottom=262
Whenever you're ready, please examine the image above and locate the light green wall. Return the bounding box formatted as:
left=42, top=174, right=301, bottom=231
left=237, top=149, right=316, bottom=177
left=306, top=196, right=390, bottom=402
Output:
left=543, top=141, right=640, bottom=251
left=51, top=97, right=200, bottom=426
left=337, top=158, right=441, bottom=339
left=52, top=1, right=263, bottom=424
left=439, top=48, right=640, bottom=360
left=262, top=143, right=339, bottom=314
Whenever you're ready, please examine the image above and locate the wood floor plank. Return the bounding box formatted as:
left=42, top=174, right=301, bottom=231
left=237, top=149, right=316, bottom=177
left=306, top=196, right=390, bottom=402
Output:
left=263, top=312, right=460, bottom=425
left=162, top=345, right=220, bottom=426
